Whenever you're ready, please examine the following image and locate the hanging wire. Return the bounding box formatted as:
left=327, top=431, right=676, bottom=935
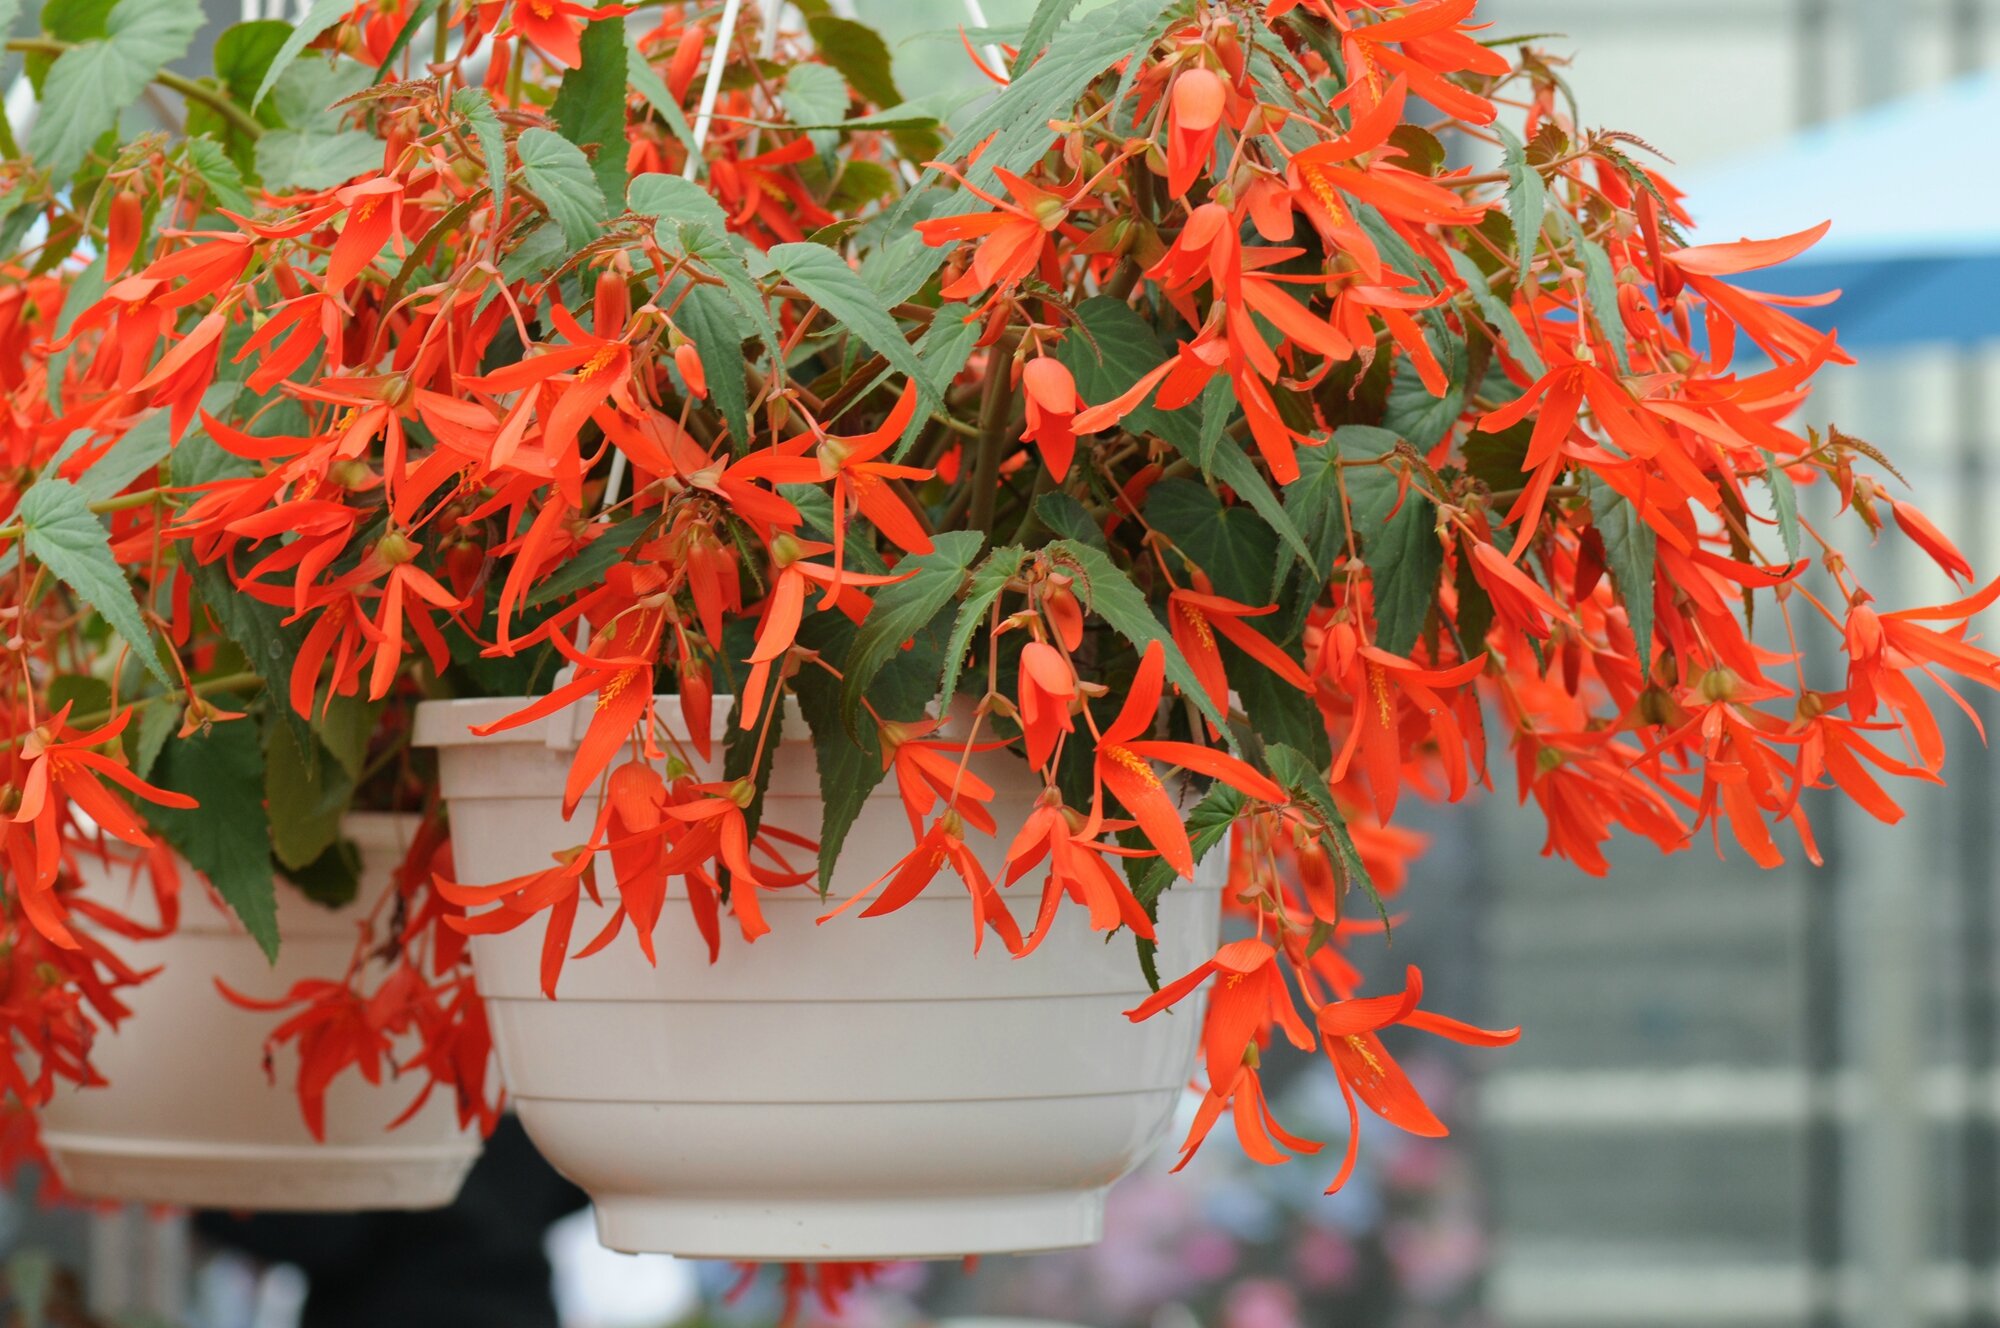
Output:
left=595, top=0, right=744, bottom=531
left=681, top=0, right=744, bottom=185
left=960, top=0, right=1009, bottom=85
left=565, top=0, right=746, bottom=670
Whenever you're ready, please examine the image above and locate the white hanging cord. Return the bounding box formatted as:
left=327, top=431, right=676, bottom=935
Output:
left=758, top=0, right=788, bottom=59
left=575, top=0, right=741, bottom=667
left=819, top=0, right=918, bottom=187
left=3, top=73, right=33, bottom=141
left=600, top=0, right=744, bottom=520
left=959, top=0, right=1008, bottom=83
left=681, top=0, right=743, bottom=185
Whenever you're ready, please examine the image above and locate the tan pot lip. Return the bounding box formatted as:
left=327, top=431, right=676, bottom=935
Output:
left=415, top=687, right=1247, bottom=753
left=416, top=689, right=1013, bottom=752
left=339, top=810, right=421, bottom=843
left=413, top=692, right=787, bottom=750
left=75, top=812, right=421, bottom=938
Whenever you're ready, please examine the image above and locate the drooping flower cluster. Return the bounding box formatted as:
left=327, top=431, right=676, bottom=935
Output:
left=0, top=0, right=1992, bottom=1270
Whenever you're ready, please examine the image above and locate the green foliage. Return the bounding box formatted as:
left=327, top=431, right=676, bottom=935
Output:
left=938, top=545, right=1026, bottom=704
left=1582, top=472, right=1656, bottom=667
left=74, top=410, right=172, bottom=501
left=39, top=0, right=114, bottom=42
left=1454, top=537, right=1496, bottom=656
left=1195, top=376, right=1233, bottom=474
left=1330, top=427, right=1444, bottom=657
left=1056, top=297, right=1194, bottom=449
left=149, top=719, right=279, bottom=960
left=795, top=597, right=951, bottom=895
left=629, top=174, right=763, bottom=446
left=552, top=10, right=629, bottom=209
left=1044, top=538, right=1230, bottom=743
left=265, top=722, right=350, bottom=872
left=1553, top=207, right=1632, bottom=376
left=625, top=32, right=701, bottom=176
left=453, top=88, right=508, bottom=219
left=28, top=0, right=203, bottom=181
left=805, top=15, right=899, bottom=108
left=1449, top=249, right=1545, bottom=377
left=1125, top=782, right=1242, bottom=909
left=1015, top=0, right=1082, bottom=72
left=16, top=479, right=170, bottom=685
left=721, top=683, right=780, bottom=840
left=517, top=127, right=607, bottom=248
left=530, top=515, right=650, bottom=606
left=127, top=693, right=177, bottom=777
left=1147, top=478, right=1278, bottom=606
left=891, top=301, right=978, bottom=453
left=185, top=135, right=252, bottom=212
left=212, top=19, right=292, bottom=118
left=668, top=278, right=752, bottom=450
left=840, top=530, right=985, bottom=728
left=256, top=61, right=381, bottom=190
left=1497, top=124, right=1544, bottom=290
left=499, top=221, right=566, bottom=285
left=881, top=0, right=1166, bottom=282
left=1236, top=657, right=1329, bottom=767
left=0, top=186, right=37, bottom=261
left=1265, top=741, right=1386, bottom=929
left=793, top=618, right=886, bottom=897
left=1382, top=325, right=1468, bottom=451
left=1058, top=297, right=1309, bottom=575
left=1034, top=492, right=1107, bottom=552
left=639, top=185, right=782, bottom=438
left=369, top=0, right=442, bottom=77
left=42, top=257, right=103, bottom=409
left=45, top=674, right=109, bottom=719
left=781, top=61, right=849, bottom=139
left=282, top=835, right=362, bottom=908
left=1764, top=456, right=1801, bottom=561
left=315, top=692, right=378, bottom=780
left=836, top=295, right=977, bottom=452
left=769, top=242, right=935, bottom=400
left=942, top=0, right=1168, bottom=188
left=628, top=171, right=728, bottom=237
left=252, top=0, right=347, bottom=108
left=1285, top=433, right=1358, bottom=584
left=1125, top=782, right=1241, bottom=990
left=1462, top=417, right=1530, bottom=496
left=254, top=128, right=378, bottom=193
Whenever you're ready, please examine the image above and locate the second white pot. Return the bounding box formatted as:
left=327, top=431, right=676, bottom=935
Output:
left=40, top=814, right=484, bottom=1210
left=416, top=695, right=1222, bottom=1261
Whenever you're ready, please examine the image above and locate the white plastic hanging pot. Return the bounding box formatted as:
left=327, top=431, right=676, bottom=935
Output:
left=414, top=694, right=1223, bottom=1261
left=40, top=813, right=484, bottom=1210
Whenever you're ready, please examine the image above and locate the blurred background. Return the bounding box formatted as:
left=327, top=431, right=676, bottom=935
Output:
left=6, top=0, right=2000, bottom=1324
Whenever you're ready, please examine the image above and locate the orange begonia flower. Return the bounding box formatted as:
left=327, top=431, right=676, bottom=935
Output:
left=1089, top=642, right=1287, bottom=877
left=1319, top=965, right=1519, bottom=1192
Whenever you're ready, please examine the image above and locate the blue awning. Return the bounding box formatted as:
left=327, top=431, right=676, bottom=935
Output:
left=1674, top=72, right=2000, bottom=348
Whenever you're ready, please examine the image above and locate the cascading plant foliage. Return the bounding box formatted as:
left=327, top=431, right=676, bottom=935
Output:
left=0, top=0, right=1993, bottom=1286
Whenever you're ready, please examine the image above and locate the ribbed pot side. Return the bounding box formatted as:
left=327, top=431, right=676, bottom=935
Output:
left=415, top=695, right=1222, bottom=1261
left=40, top=813, right=484, bottom=1210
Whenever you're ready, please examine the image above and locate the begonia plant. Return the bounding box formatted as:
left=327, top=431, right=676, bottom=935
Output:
left=0, top=0, right=1991, bottom=1268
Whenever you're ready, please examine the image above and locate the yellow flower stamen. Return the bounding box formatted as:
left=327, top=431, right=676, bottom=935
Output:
left=1105, top=745, right=1163, bottom=789
left=1301, top=165, right=1350, bottom=226
left=596, top=667, right=638, bottom=709
left=1179, top=602, right=1215, bottom=650
left=1368, top=663, right=1393, bottom=726
left=577, top=346, right=619, bottom=381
